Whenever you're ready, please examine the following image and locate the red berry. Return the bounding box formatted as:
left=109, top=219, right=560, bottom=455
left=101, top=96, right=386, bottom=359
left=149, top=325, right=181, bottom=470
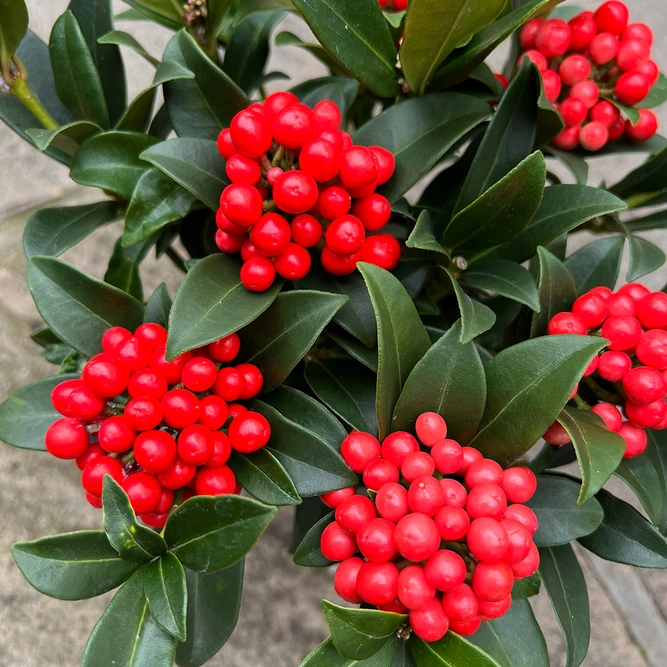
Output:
left=589, top=32, right=620, bottom=64
left=623, top=366, right=665, bottom=404
left=394, top=513, right=440, bottom=561
left=205, top=431, right=232, bottom=468
left=198, top=395, right=229, bottom=431
left=128, top=369, right=168, bottom=400
left=380, top=431, right=420, bottom=467
left=409, top=601, right=449, bottom=642
left=341, top=431, right=381, bottom=473
left=158, top=457, right=197, bottom=489
left=616, top=39, right=650, bottom=72
left=429, top=438, right=462, bottom=475
left=375, top=482, right=409, bottom=522
left=618, top=282, right=651, bottom=301
left=543, top=420, right=570, bottom=445
left=51, top=379, right=83, bottom=416
left=220, top=183, right=263, bottom=227
left=180, top=357, right=217, bottom=393
left=501, top=467, right=537, bottom=503
left=351, top=194, right=392, bottom=232
left=154, top=487, right=174, bottom=515
left=440, top=478, right=467, bottom=507
left=230, top=110, right=272, bottom=158
left=82, top=456, right=124, bottom=497
left=263, top=91, right=299, bottom=120
left=208, top=333, right=241, bottom=363
left=615, top=71, right=651, bottom=105
left=637, top=59, right=659, bottom=85
left=313, top=99, right=341, bottom=133
left=623, top=22, right=653, bottom=46
left=443, top=583, right=479, bottom=621
left=320, top=487, right=356, bottom=509
left=472, top=561, right=514, bottom=602
left=580, top=122, right=609, bottom=151
left=559, top=97, right=588, bottom=126
left=547, top=311, right=587, bottom=335
left=597, top=350, right=632, bottom=380
left=141, top=512, right=168, bottom=528
left=359, top=234, right=400, bottom=270
left=502, top=518, right=532, bottom=564
left=591, top=402, right=623, bottom=432
left=357, top=518, right=397, bottom=562
left=594, top=1, right=629, bottom=35
left=228, top=411, right=271, bottom=453
left=272, top=103, right=316, bottom=149
left=402, top=451, right=435, bottom=482
left=325, top=215, right=365, bottom=255
left=76, top=443, right=105, bottom=471
left=589, top=100, right=620, bottom=129
left=467, top=517, right=508, bottom=562
left=321, top=521, right=358, bottom=561
left=369, top=146, right=395, bottom=185
left=273, top=171, right=319, bottom=214
left=67, top=385, right=106, bottom=420
left=569, top=12, right=597, bottom=51
left=134, top=430, right=177, bottom=473
left=150, top=345, right=192, bottom=385
left=434, top=505, right=470, bottom=541
left=618, top=421, right=648, bottom=458
left=559, top=54, right=591, bottom=85
left=274, top=243, right=312, bottom=280
left=478, top=594, right=512, bottom=620
left=177, top=424, right=213, bottom=465
left=363, top=459, right=399, bottom=490
left=625, top=398, right=667, bottom=429
left=425, top=550, right=467, bottom=592
left=236, top=363, right=264, bottom=400
left=250, top=213, right=291, bottom=257
left=636, top=330, right=667, bottom=369
left=458, top=446, right=483, bottom=474
left=467, top=483, right=507, bottom=521
left=510, top=542, right=540, bottom=578
left=317, top=185, right=351, bottom=221
left=552, top=126, right=580, bottom=151
left=226, top=154, right=261, bottom=185
left=299, top=138, right=340, bottom=182
left=520, top=19, right=544, bottom=50
left=504, top=504, right=538, bottom=535
left=518, top=50, right=547, bottom=71
left=125, top=396, right=163, bottom=431
left=569, top=80, right=599, bottom=108
left=335, top=495, right=377, bottom=536
left=626, top=109, right=658, bottom=141
left=194, top=465, right=236, bottom=496
left=241, top=256, right=276, bottom=292
left=83, top=354, right=129, bottom=398
left=102, top=326, right=132, bottom=354
left=636, top=292, right=667, bottom=329
left=334, top=557, right=364, bottom=603
left=122, top=472, right=162, bottom=515
left=416, top=412, right=447, bottom=446
left=213, top=367, right=246, bottom=401
left=320, top=246, right=360, bottom=276
left=338, top=147, right=379, bottom=190
left=291, top=214, right=322, bottom=248
left=356, top=561, right=399, bottom=606
left=541, top=69, right=562, bottom=103
left=600, top=316, right=642, bottom=351
left=535, top=19, right=571, bottom=58
left=161, top=388, right=200, bottom=429
left=573, top=293, right=609, bottom=329
left=217, top=128, right=236, bottom=159
left=98, top=415, right=136, bottom=453
left=397, top=564, right=435, bottom=610
left=215, top=228, right=246, bottom=254
left=45, top=417, right=90, bottom=459
left=408, top=476, right=445, bottom=516
left=465, top=458, right=503, bottom=488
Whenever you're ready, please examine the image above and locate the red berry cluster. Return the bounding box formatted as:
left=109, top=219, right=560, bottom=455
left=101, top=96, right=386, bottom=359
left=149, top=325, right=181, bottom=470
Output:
left=318, top=413, right=539, bottom=643
left=546, top=283, right=667, bottom=458
left=44, top=323, right=271, bottom=526
left=377, top=0, right=408, bottom=10
left=217, top=93, right=400, bottom=292
left=518, top=1, right=659, bottom=151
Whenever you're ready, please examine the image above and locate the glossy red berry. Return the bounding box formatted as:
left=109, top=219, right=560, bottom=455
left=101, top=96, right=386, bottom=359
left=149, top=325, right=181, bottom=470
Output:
left=504, top=504, right=538, bottom=535
left=572, top=293, right=609, bottom=329
left=180, top=357, right=217, bottom=393
left=618, top=421, right=648, bottom=458
left=465, top=458, right=503, bottom=488
left=98, top=415, right=136, bottom=453
left=321, top=521, right=358, bottom=561
left=535, top=19, right=571, bottom=58
left=375, top=482, right=409, bottom=522
left=341, top=431, right=381, bottom=473
left=194, top=465, right=236, bottom=496
left=82, top=456, right=124, bottom=497
left=615, top=71, right=651, bottom=106
left=338, top=147, right=379, bottom=190
left=518, top=50, right=547, bottom=71
left=369, top=146, right=395, bottom=185
left=434, top=505, right=470, bottom=541
left=263, top=91, right=299, bottom=120
left=543, top=420, right=570, bottom=445
left=425, top=550, right=467, bottom=592
left=617, top=39, right=650, bottom=72
left=478, top=594, right=512, bottom=620
left=510, top=542, right=540, bottom=578
left=580, top=122, right=609, bottom=151
left=134, top=430, right=177, bottom=473
left=83, top=354, right=129, bottom=398
left=440, top=478, right=467, bottom=507
left=135, top=324, right=168, bottom=350
left=380, top=431, right=419, bottom=467
left=320, top=486, right=356, bottom=509
left=320, top=246, right=360, bottom=276
left=125, top=396, right=163, bottom=431
left=458, top=446, right=483, bottom=474
left=127, top=369, right=167, bottom=400
left=299, top=138, right=339, bottom=182
left=335, top=495, right=376, bottom=536
left=591, top=402, right=623, bottom=432
left=161, top=389, right=199, bottom=429
left=636, top=292, right=667, bottom=329
left=76, top=443, right=105, bottom=471
left=637, top=59, right=659, bottom=85
left=622, top=366, right=665, bottom=404
left=273, top=171, right=319, bottom=214
left=547, top=312, right=586, bottom=335
left=240, top=257, right=276, bottom=292
left=272, top=103, right=316, bottom=149
left=356, top=561, right=399, bottom=606
left=397, top=564, right=435, bottom=610
left=51, top=379, right=83, bottom=416
left=520, top=18, right=544, bottom=50
left=205, top=431, right=232, bottom=468
left=102, top=326, right=132, bottom=354
left=569, top=80, right=599, bottom=108
left=467, top=517, right=508, bottom=563
left=590, top=100, right=620, bottom=129
left=394, top=513, right=441, bottom=561
left=466, top=483, right=507, bottom=521
left=443, top=583, right=479, bottom=621
left=357, top=518, right=397, bottom=562
left=334, top=557, right=364, bottom=603
left=274, top=243, right=311, bottom=280
left=215, top=228, right=246, bottom=254
left=177, top=424, right=213, bottom=465
left=541, top=70, right=562, bottom=104
left=430, top=438, right=462, bottom=475
left=290, top=214, right=322, bottom=249
left=559, top=97, right=588, bottom=126
left=401, top=452, right=435, bottom=483
left=217, top=128, right=236, bottom=159
left=569, top=12, right=597, bottom=51
left=45, top=417, right=90, bottom=459
left=67, top=385, right=106, bottom=420
left=208, top=333, right=241, bottom=363
left=313, top=99, right=341, bottom=132
left=501, top=467, right=537, bottom=503
left=351, top=194, right=392, bottom=232
left=559, top=54, right=591, bottom=85
left=363, top=459, right=399, bottom=490
left=226, top=154, right=261, bottom=185
left=228, top=411, right=271, bottom=453
left=158, top=458, right=197, bottom=489
left=220, top=183, right=263, bottom=227
left=409, top=601, right=449, bottom=642
left=594, top=1, right=629, bottom=35
left=198, top=395, right=229, bottom=431
left=552, top=126, right=580, bottom=151
left=150, top=345, right=192, bottom=385
left=589, top=32, right=620, bottom=64
left=597, top=350, right=632, bottom=381
left=626, top=109, right=658, bottom=141
left=230, top=110, right=272, bottom=158
left=636, top=330, right=667, bottom=370
left=600, top=316, right=642, bottom=351
left=415, top=412, right=447, bottom=446
left=325, top=215, right=365, bottom=255
left=408, top=476, right=445, bottom=516
left=213, top=367, right=246, bottom=402
left=625, top=398, right=667, bottom=429
left=250, top=213, right=291, bottom=257
left=122, top=472, right=162, bottom=515
left=502, top=518, right=533, bottom=564
left=359, top=234, right=400, bottom=270
left=472, top=561, right=514, bottom=602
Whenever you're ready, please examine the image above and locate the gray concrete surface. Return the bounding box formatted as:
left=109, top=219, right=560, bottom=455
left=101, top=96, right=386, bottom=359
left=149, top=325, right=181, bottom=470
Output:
left=1, top=1, right=667, bottom=666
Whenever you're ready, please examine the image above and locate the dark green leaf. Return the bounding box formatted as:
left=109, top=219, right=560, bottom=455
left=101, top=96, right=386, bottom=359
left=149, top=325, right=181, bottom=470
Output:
left=305, top=358, right=378, bottom=435
left=578, top=489, right=667, bottom=568
left=539, top=544, right=590, bottom=667
left=359, top=263, right=431, bottom=440
left=625, top=209, right=667, bottom=232
left=409, top=633, right=502, bottom=667
left=228, top=449, right=301, bottom=506
left=564, top=236, right=624, bottom=295
left=393, top=320, right=485, bottom=444
left=527, top=475, right=603, bottom=547
left=120, top=0, right=184, bottom=30
left=293, top=511, right=335, bottom=567
left=250, top=398, right=358, bottom=496
left=393, top=640, right=416, bottom=667
left=26, top=120, right=102, bottom=157
left=144, top=553, right=188, bottom=641
left=239, top=291, right=347, bottom=392
left=400, top=0, right=506, bottom=95
left=471, top=599, right=549, bottom=667
left=610, top=148, right=667, bottom=200
left=328, top=325, right=379, bottom=373
left=27, top=256, right=144, bottom=358
left=512, top=572, right=541, bottom=599
left=275, top=31, right=348, bottom=78
left=323, top=601, right=406, bottom=661
left=290, top=0, right=397, bottom=98
left=163, top=30, right=249, bottom=139
left=546, top=145, right=589, bottom=185
left=354, top=93, right=492, bottom=203
left=102, top=477, right=167, bottom=562
left=166, top=254, right=281, bottom=358
left=0, top=0, right=28, bottom=68
left=405, top=211, right=449, bottom=258
left=81, top=569, right=176, bottom=667
left=176, top=561, right=244, bottom=667
left=144, top=283, right=172, bottom=327
left=626, top=233, right=666, bottom=281
left=165, top=495, right=276, bottom=573
left=301, top=636, right=397, bottom=666
left=98, top=29, right=159, bottom=65
left=105, top=237, right=153, bottom=301
left=141, top=137, right=229, bottom=211
left=469, top=335, right=606, bottom=465
left=11, top=530, right=140, bottom=600
left=642, top=72, right=667, bottom=109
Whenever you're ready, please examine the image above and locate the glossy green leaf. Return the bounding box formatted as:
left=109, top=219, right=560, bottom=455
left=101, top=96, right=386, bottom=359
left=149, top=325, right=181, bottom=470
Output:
left=493, top=185, right=627, bottom=263
left=624, top=209, right=667, bottom=232
left=105, top=237, right=153, bottom=301
left=167, top=254, right=281, bottom=359
left=354, top=93, right=492, bottom=203
left=120, top=0, right=183, bottom=27
left=102, top=477, right=167, bottom=562
left=527, top=475, right=603, bottom=547
left=293, top=511, right=335, bottom=567
left=393, top=320, right=485, bottom=444
left=0, top=373, right=78, bottom=451
left=578, top=489, right=667, bottom=568
left=564, top=236, right=624, bottom=295
left=557, top=408, right=625, bottom=505
left=163, top=30, right=249, bottom=139
left=400, top=0, right=506, bottom=95
left=409, top=633, right=502, bottom=667
left=70, top=131, right=158, bottom=198
left=228, top=449, right=301, bottom=506
left=530, top=247, right=575, bottom=337
left=27, top=256, right=144, bottom=359
left=239, top=291, right=347, bottom=392
left=165, top=495, right=276, bottom=573
left=546, top=145, right=589, bottom=185
left=611, top=148, right=667, bottom=201
left=512, top=572, right=541, bottom=599
left=305, top=358, right=378, bottom=435
left=0, top=0, right=28, bottom=69
left=626, top=233, right=666, bottom=281
left=323, top=601, right=406, bottom=661
left=98, top=29, right=158, bottom=65
left=26, top=120, right=102, bottom=157
left=11, top=530, right=140, bottom=600
left=144, top=283, right=172, bottom=327
left=141, top=137, right=229, bottom=211
left=176, top=560, right=244, bottom=667
left=328, top=326, right=378, bottom=372
left=359, top=263, right=431, bottom=440
left=81, top=569, right=176, bottom=667
left=275, top=31, right=348, bottom=78
left=290, top=0, right=397, bottom=98
left=49, top=11, right=109, bottom=127
left=642, top=72, right=667, bottom=109
left=469, top=335, right=606, bottom=465
left=471, top=599, right=549, bottom=667
left=405, top=211, right=449, bottom=257
left=144, top=553, right=188, bottom=641
left=250, top=399, right=358, bottom=496
left=301, top=636, right=397, bottom=666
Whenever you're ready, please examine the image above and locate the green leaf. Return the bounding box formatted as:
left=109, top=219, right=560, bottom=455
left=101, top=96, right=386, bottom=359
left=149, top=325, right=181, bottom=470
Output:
left=642, top=72, right=667, bottom=109
left=164, top=495, right=276, bottom=573
left=123, top=167, right=196, bottom=247
left=166, top=254, right=281, bottom=359
left=405, top=211, right=449, bottom=258
left=98, top=29, right=159, bottom=65
left=610, top=148, right=667, bottom=200
left=527, top=475, right=603, bottom=547
left=250, top=398, right=358, bottom=496
left=602, top=94, right=640, bottom=125
left=328, top=325, right=379, bottom=372
left=469, top=335, right=606, bottom=465
left=293, top=511, right=335, bottom=567
left=400, top=0, right=506, bottom=95
left=144, top=553, right=188, bottom=641
left=359, top=263, right=431, bottom=440
left=0, top=373, right=78, bottom=451
left=120, top=0, right=184, bottom=30
left=441, top=267, right=497, bottom=344
left=145, top=283, right=173, bottom=327
left=163, top=30, right=249, bottom=139
left=81, top=569, right=176, bottom=667
left=11, top=530, right=140, bottom=600
left=409, top=632, right=502, bottom=667
left=546, top=145, right=589, bottom=185
left=323, top=601, right=406, bottom=661
left=223, top=10, right=286, bottom=94
left=290, top=0, right=397, bottom=99
left=301, top=636, right=397, bottom=666
left=556, top=408, right=625, bottom=504
left=539, top=544, right=590, bottom=667
left=0, top=0, right=28, bottom=70
left=291, top=76, right=361, bottom=121
left=512, top=572, right=541, bottom=599
left=471, top=598, right=549, bottom=667
left=27, top=256, right=145, bottom=359
left=275, top=31, right=348, bottom=78
left=564, top=237, right=623, bottom=296
left=105, top=237, right=154, bottom=301
left=460, top=260, right=540, bottom=311
left=493, top=185, right=627, bottom=263
left=26, top=120, right=102, bottom=157
left=49, top=11, right=109, bottom=127
left=102, top=477, right=167, bottom=562
left=393, top=640, right=416, bottom=667
left=176, top=561, right=244, bottom=667
left=354, top=93, right=492, bottom=203
left=141, top=137, right=229, bottom=211
left=228, top=449, right=301, bottom=506
left=393, top=320, right=486, bottom=444
left=305, top=358, right=378, bottom=435
left=239, top=290, right=347, bottom=392
left=578, top=489, right=667, bottom=568
left=626, top=233, right=666, bottom=281
left=70, top=130, right=159, bottom=198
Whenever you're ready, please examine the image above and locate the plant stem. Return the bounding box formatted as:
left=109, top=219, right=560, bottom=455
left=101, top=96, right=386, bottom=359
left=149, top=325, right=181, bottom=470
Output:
left=11, top=76, right=58, bottom=130
left=573, top=394, right=590, bottom=410
left=583, top=376, right=621, bottom=403
left=165, top=246, right=187, bottom=272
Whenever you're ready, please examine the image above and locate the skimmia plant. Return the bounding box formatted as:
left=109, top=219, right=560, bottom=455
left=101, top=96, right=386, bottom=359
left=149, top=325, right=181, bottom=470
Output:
left=1, top=0, right=667, bottom=665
